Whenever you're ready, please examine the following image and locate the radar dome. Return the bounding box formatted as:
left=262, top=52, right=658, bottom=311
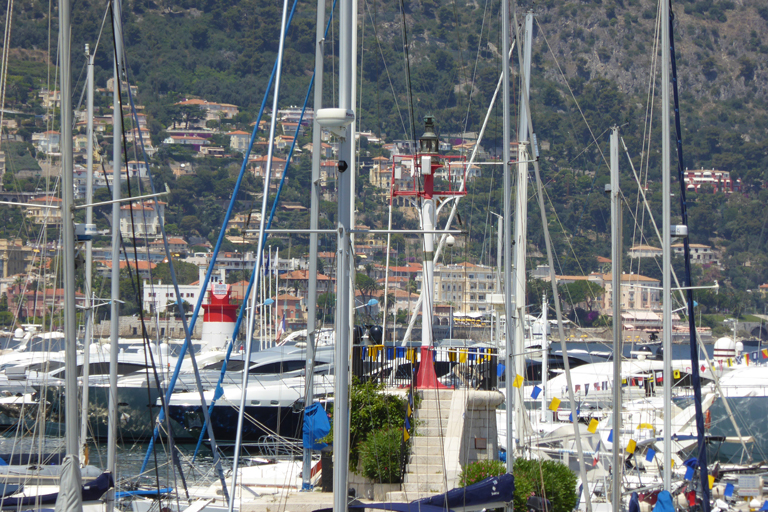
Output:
left=13, top=328, right=23, bottom=338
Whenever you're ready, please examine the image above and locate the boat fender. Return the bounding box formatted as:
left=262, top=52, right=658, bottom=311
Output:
left=712, top=484, right=726, bottom=498
left=639, top=501, right=653, bottom=512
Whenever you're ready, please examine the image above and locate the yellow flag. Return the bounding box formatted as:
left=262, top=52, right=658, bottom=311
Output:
left=459, top=349, right=467, bottom=363
left=548, top=398, right=561, bottom=411
left=449, top=350, right=456, bottom=362
left=403, top=428, right=410, bottom=442
left=407, top=403, right=412, bottom=416
left=673, top=369, right=681, bottom=379
left=708, top=475, right=715, bottom=489
left=513, top=374, right=524, bottom=388
left=626, top=439, right=636, bottom=454
left=588, top=419, right=599, bottom=434
left=406, top=348, right=415, bottom=363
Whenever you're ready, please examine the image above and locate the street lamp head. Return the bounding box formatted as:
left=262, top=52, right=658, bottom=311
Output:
left=263, top=299, right=275, bottom=306
left=366, top=299, right=379, bottom=307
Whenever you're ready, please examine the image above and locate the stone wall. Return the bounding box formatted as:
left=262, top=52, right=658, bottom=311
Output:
left=93, top=316, right=203, bottom=339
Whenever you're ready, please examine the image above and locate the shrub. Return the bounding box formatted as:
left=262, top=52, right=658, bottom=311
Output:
left=459, top=459, right=577, bottom=512
left=359, top=428, right=406, bottom=483
left=512, top=459, right=578, bottom=512
left=459, top=459, right=507, bottom=487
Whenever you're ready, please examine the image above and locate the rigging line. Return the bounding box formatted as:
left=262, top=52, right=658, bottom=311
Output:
left=398, top=0, right=416, bottom=145
left=630, top=2, right=661, bottom=278
left=0, top=0, right=13, bottom=162
left=669, top=2, right=711, bottom=500
left=96, top=154, right=180, bottom=497
left=533, top=18, right=610, bottom=171
left=141, top=0, right=302, bottom=474
left=362, top=0, right=408, bottom=141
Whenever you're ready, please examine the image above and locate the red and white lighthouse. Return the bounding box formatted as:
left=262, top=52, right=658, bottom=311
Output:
left=201, top=283, right=239, bottom=350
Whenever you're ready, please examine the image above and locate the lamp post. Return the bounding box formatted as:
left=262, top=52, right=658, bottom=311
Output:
left=391, top=116, right=466, bottom=388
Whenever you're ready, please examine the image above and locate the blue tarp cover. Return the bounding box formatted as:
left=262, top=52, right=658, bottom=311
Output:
left=653, top=490, right=674, bottom=512
left=413, top=473, right=514, bottom=510
left=629, top=492, right=640, bottom=512
left=303, top=402, right=331, bottom=450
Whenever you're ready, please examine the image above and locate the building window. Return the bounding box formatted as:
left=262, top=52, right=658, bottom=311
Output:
left=478, top=294, right=485, bottom=300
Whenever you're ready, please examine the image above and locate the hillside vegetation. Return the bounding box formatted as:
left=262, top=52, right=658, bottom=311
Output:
left=2, top=0, right=768, bottom=316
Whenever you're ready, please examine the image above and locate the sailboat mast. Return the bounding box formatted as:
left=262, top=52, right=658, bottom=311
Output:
left=80, top=44, right=95, bottom=464
left=661, top=0, right=673, bottom=489
left=540, top=293, right=548, bottom=422
left=512, top=11, right=533, bottom=455
left=332, top=0, right=354, bottom=508
left=60, top=0, right=79, bottom=462
left=302, top=0, right=325, bottom=489
left=107, top=0, right=124, bottom=505
left=502, top=0, right=513, bottom=470
left=610, top=127, right=623, bottom=511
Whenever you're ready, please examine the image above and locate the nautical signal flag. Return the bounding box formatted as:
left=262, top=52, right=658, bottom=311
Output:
left=763, top=348, right=768, bottom=359
left=745, top=353, right=750, bottom=365
left=656, top=371, right=663, bottom=383
left=513, top=374, right=524, bottom=388
left=626, top=439, right=636, bottom=454
left=646, top=448, right=656, bottom=462
left=673, top=369, right=681, bottom=379
left=608, top=429, right=613, bottom=443
left=684, top=465, right=694, bottom=481
left=708, top=475, right=715, bottom=489
left=548, top=398, right=561, bottom=411
left=588, top=419, right=599, bottom=434
left=724, top=483, right=734, bottom=497
left=752, top=351, right=759, bottom=363
left=403, top=426, right=410, bottom=442
left=569, top=409, right=580, bottom=422
left=531, top=386, right=542, bottom=399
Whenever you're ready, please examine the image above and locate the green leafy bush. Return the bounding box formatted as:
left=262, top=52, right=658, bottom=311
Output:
left=459, top=458, right=577, bottom=512
left=512, top=459, right=578, bottom=512
left=459, top=459, right=507, bottom=486
left=323, top=380, right=408, bottom=471
left=359, top=428, right=406, bottom=483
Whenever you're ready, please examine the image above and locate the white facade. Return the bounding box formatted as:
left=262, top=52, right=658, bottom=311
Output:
left=119, top=201, right=166, bottom=237
left=142, top=268, right=226, bottom=314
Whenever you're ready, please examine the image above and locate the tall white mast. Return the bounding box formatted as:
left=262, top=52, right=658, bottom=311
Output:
left=106, top=0, right=125, bottom=506
left=502, top=0, right=514, bottom=473
left=661, top=0, right=673, bottom=489
left=331, top=0, right=355, bottom=508
left=540, top=293, right=548, bottom=422
left=302, top=0, right=326, bottom=489
left=610, top=127, right=623, bottom=510
left=79, top=43, right=95, bottom=465
left=511, top=11, right=533, bottom=455
left=59, top=0, right=79, bottom=466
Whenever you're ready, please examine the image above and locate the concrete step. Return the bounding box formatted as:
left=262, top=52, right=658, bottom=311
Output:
left=414, top=408, right=450, bottom=420
left=405, top=462, right=445, bottom=475
left=416, top=424, right=450, bottom=437
left=407, top=454, right=446, bottom=465
left=417, top=389, right=454, bottom=401
left=403, top=472, right=448, bottom=485
left=401, top=482, right=449, bottom=494
left=411, top=436, right=447, bottom=450
left=418, top=398, right=452, bottom=411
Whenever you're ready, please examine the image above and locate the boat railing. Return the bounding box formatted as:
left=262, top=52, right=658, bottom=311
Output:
left=351, top=344, right=498, bottom=390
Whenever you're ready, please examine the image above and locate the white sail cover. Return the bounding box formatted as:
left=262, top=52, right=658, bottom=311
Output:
left=54, top=454, right=83, bottom=512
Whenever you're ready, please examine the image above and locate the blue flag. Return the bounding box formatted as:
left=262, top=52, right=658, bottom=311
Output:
left=531, top=386, right=542, bottom=399
left=684, top=466, right=694, bottom=481
left=646, top=448, right=656, bottom=462
left=608, top=429, right=613, bottom=443
left=497, top=363, right=505, bottom=377
left=724, top=484, right=734, bottom=497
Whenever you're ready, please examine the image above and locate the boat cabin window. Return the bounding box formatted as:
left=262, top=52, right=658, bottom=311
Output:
left=0, top=337, right=23, bottom=351
left=27, top=337, right=65, bottom=352
left=202, top=360, right=246, bottom=372
left=248, top=359, right=307, bottom=374
left=26, top=361, right=66, bottom=372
